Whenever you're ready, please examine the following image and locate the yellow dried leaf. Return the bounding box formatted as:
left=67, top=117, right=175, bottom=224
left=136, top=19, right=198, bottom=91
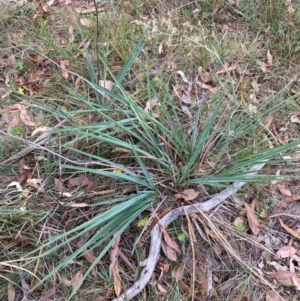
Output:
left=174, top=189, right=200, bottom=201
left=60, top=59, right=69, bottom=80
left=157, top=283, right=168, bottom=294
left=77, top=234, right=98, bottom=264
left=176, top=71, right=189, bottom=83
left=259, top=61, right=268, bottom=73
left=67, top=176, right=85, bottom=188
left=110, top=235, right=120, bottom=275
left=144, top=97, right=158, bottom=113
left=99, top=80, right=114, bottom=91
left=54, top=178, right=66, bottom=192
left=72, top=270, right=83, bottom=290
left=277, top=183, right=292, bottom=197
left=161, top=241, right=177, bottom=262
left=197, top=81, right=217, bottom=93
left=31, top=127, right=50, bottom=136
left=281, top=13, right=296, bottom=28
left=9, top=116, right=19, bottom=127
left=9, top=55, right=16, bottom=69
left=245, top=202, right=261, bottom=235
left=247, top=100, right=258, bottom=114
left=279, top=218, right=300, bottom=240
left=7, top=103, right=36, bottom=127
left=80, top=18, right=92, bottom=27
left=275, top=246, right=296, bottom=259
left=66, top=203, right=88, bottom=208
left=264, top=115, right=274, bottom=128
left=7, top=282, right=15, bottom=301
left=68, top=25, right=74, bottom=43
left=171, top=262, right=185, bottom=281
left=158, top=41, right=163, bottom=54
left=39, top=286, right=56, bottom=301
left=74, top=77, right=81, bottom=92
left=112, top=262, right=121, bottom=297
left=267, top=49, right=273, bottom=67
left=160, top=225, right=181, bottom=253
left=233, top=216, right=245, bottom=227
left=285, top=0, right=295, bottom=14
left=178, top=280, right=190, bottom=295
left=291, top=115, right=300, bottom=124
left=268, top=271, right=300, bottom=290
left=216, top=62, right=238, bottom=75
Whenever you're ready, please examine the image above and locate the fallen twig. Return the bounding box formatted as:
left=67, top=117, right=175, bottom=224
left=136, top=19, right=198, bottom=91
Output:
left=0, top=120, right=66, bottom=165
left=113, top=163, right=266, bottom=301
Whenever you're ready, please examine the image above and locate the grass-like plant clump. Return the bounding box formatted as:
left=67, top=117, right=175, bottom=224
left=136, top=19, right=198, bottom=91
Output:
left=1, top=1, right=300, bottom=300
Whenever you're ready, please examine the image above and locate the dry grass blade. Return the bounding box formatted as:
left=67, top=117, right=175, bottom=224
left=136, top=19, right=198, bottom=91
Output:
left=182, top=205, right=196, bottom=301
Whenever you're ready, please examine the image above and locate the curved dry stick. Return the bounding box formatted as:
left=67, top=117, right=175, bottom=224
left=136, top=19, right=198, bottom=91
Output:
left=113, top=163, right=266, bottom=301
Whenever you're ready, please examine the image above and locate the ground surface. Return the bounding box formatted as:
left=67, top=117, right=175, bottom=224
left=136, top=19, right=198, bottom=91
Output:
left=1, top=1, right=300, bottom=301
